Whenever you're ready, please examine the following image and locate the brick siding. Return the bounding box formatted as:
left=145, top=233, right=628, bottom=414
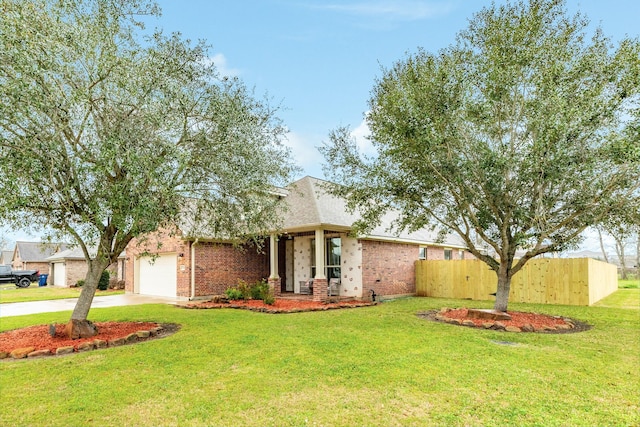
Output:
left=361, top=240, right=417, bottom=298
left=125, top=228, right=270, bottom=298
left=192, top=241, right=270, bottom=297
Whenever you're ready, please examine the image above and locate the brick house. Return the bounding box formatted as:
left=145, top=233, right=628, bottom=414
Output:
left=47, top=246, right=125, bottom=287
left=125, top=176, right=471, bottom=301
left=11, top=241, right=67, bottom=275
left=0, top=250, right=13, bottom=265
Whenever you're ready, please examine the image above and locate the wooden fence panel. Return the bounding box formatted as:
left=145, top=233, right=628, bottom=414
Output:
left=415, top=258, right=617, bottom=306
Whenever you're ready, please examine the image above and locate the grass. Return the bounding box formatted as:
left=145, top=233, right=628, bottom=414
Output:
left=618, top=278, right=639, bottom=289
left=1, top=297, right=638, bottom=426
left=0, top=283, right=124, bottom=303
left=594, top=289, right=639, bottom=309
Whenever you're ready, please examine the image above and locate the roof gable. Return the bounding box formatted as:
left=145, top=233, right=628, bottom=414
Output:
left=15, top=241, right=68, bottom=262
left=281, top=176, right=466, bottom=247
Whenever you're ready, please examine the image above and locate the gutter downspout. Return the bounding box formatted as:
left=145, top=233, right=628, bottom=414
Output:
left=190, top=238, right=199, bottom=300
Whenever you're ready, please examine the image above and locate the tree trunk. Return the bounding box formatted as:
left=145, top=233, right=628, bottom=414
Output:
left=597, top=228, right=609, bottom=263
left=67, top=259, right=109, bottom=338
left=636, top=234, right=639, bottom=280
left=493, top=262, right=512, bottom=313
left=614, top=237, right=628, bottom=280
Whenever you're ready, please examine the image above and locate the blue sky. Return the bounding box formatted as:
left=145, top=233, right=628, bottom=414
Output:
left=150, top=0, right=639, bottom=179
left=2, top=0, right=639, bottom=250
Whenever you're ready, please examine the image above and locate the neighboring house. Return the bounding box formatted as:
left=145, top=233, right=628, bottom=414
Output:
left=125, top=176, right=472, bottom=301
left=12, top=241, right=67, bottom=274
left=0, top=250, right=13, bottom=265
left=47, top=246, right=126, bottom=287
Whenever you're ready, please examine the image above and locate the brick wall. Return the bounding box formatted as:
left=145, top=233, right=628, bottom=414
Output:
left=23, top=262, right=50, bottom=275
left=361, top=240, right=417, bottom=298
left=125, top=228, right=270, bottom=298
left=193, top=241, right=270, bottom=297
left=64, top=260, right=88, bottom=287
left=425, top=246, right=475, bottom=260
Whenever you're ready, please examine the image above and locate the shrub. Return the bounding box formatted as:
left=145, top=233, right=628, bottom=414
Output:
left=225, top=287, right=244, bottom=300
left=250, top=279, right=269, bottom=300
left=262, top=289, right=275, bottom=305
left=75, top=280, right=85, bottom=288
left=97, top=271, right=110, bottom=291
left=237, top=279, right=252, bottom=300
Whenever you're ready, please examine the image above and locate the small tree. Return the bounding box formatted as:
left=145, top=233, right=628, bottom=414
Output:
left=322, top=0, right=640, bottom=312
left=0, top=0, right=296, bottom=336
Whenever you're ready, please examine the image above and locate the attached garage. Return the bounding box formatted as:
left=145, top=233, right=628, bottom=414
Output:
left=52, top=262, right=66, bottom=287
left=137, top=254, right=177, bottom=298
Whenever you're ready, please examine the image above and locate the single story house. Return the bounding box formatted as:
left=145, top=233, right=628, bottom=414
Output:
left=125, top=176, right=472, bottom=301
left=11, top=241, right=67, bottom=275
left=0, top=250, right=13, bottom=265
left=47, top=246, right=126, bottom=287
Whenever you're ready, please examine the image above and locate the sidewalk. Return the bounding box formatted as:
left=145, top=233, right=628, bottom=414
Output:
left=0, top=294, right=178, bottom=317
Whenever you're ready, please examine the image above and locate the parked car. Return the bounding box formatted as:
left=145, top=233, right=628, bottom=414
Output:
left=0, top=265, right=40, bottom=288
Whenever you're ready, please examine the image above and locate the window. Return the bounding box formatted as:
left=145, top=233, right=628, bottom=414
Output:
left=459, top=250, right=464, bottom=260
left=311, top=237, right=342, bottom=279
left=444, top=249, right=452, bottom=260
left=419, top=247, right=427, bottom=260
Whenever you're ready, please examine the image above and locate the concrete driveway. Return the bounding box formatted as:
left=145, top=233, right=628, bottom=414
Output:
left=0, top=294, right=178, bottom=317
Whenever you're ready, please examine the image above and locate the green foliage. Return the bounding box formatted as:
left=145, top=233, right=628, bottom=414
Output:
left=250, top=279, right=269, bottom=300
left=75, top=280, right=85, bottom=288
left=224, top=287, right=244, bottom=301
left=321, top=0, right=640, bottom=312
left=262, top=288, right=275, bottom=305
left=97, top=271, right=110, bottom=291
left=232, top=279, right=272, bottom=302
left=0, top=0, right=296, bottom=320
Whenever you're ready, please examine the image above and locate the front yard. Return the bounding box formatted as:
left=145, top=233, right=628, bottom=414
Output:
left=0, top=283, right=124, bottom=303
left=1, top=297, right=638, bottom=426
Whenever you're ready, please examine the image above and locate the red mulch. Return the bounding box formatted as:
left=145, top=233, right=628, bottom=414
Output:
left=419, top=308, right=590, bottom=333
left=444, top=308, right=568, bottom=329
left=185, top=298, right=371, bottom=312
left=0, top=322, right=159, bottom=354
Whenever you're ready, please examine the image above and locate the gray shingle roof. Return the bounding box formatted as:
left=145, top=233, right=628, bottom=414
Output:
left=281, top=176, right=467, bottom=247
left=15, top=241, right=67, bottom=262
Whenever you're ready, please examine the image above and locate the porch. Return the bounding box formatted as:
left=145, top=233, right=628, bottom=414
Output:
left=266, top=229, right=364, bottom=302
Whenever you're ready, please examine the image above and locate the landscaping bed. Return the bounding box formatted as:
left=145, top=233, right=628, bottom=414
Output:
left=419, top=307, right=591, bottom=333
left=0, top=322, right=179, bottom=359
left=184, top=298, right=375, bottom=313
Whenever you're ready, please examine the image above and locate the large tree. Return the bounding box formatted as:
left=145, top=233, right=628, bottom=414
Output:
left=321, top=0, right=640, bottom=312
left=0, top=0, right=296, bottom=334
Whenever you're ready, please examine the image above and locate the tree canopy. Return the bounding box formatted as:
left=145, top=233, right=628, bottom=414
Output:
left=0, top=0, right=296, bottom=329
left=321, top=0, right=640, bottom=312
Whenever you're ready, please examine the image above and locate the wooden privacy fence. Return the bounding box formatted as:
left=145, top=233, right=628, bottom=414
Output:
left=415, top=258, right=618, bottom=306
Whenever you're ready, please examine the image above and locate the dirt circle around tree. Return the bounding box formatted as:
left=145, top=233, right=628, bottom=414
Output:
left=418, top=308, right=591, bottom=334
left=0, top=322, right=180, bottom=361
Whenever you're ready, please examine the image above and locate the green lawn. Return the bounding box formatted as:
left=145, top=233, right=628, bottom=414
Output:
left=0, top=284, right=124, bottom=303
left=1, top=297, right=638, bottom=427
left=618, top=278, right=639, bottom=289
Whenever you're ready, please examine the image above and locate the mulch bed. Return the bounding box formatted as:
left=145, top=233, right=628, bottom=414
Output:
left=0, top=322, right=180, bottom=359
left=418, top=308, right=591, bottom=333
left=183, top=298, right=375, bottom=313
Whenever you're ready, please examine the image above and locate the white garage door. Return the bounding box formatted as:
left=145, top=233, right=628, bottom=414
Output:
left=53, top=262, right=66, bottom=287
left=138, top=254, right=177, bottom=297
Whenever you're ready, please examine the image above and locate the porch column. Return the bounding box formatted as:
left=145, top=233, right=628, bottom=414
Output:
left=268, top=234, right=281, bottom=297
left=313, top=229, right=327, bottom=302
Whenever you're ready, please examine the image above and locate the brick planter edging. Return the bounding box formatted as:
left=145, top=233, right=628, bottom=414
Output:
left=417, top=309, right=591, bottom=334
left=0, top=323, right=180, bottom=361
left=183, top=301, right=377, bottom=314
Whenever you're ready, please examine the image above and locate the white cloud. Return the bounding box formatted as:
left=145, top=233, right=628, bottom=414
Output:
left=282, top=131, right=325, bottom=178
left=350, top=116, right=376, bottom=156
left=206, top=53, right=241, bottom=78
left=311, top=1, right=455, bottom=21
